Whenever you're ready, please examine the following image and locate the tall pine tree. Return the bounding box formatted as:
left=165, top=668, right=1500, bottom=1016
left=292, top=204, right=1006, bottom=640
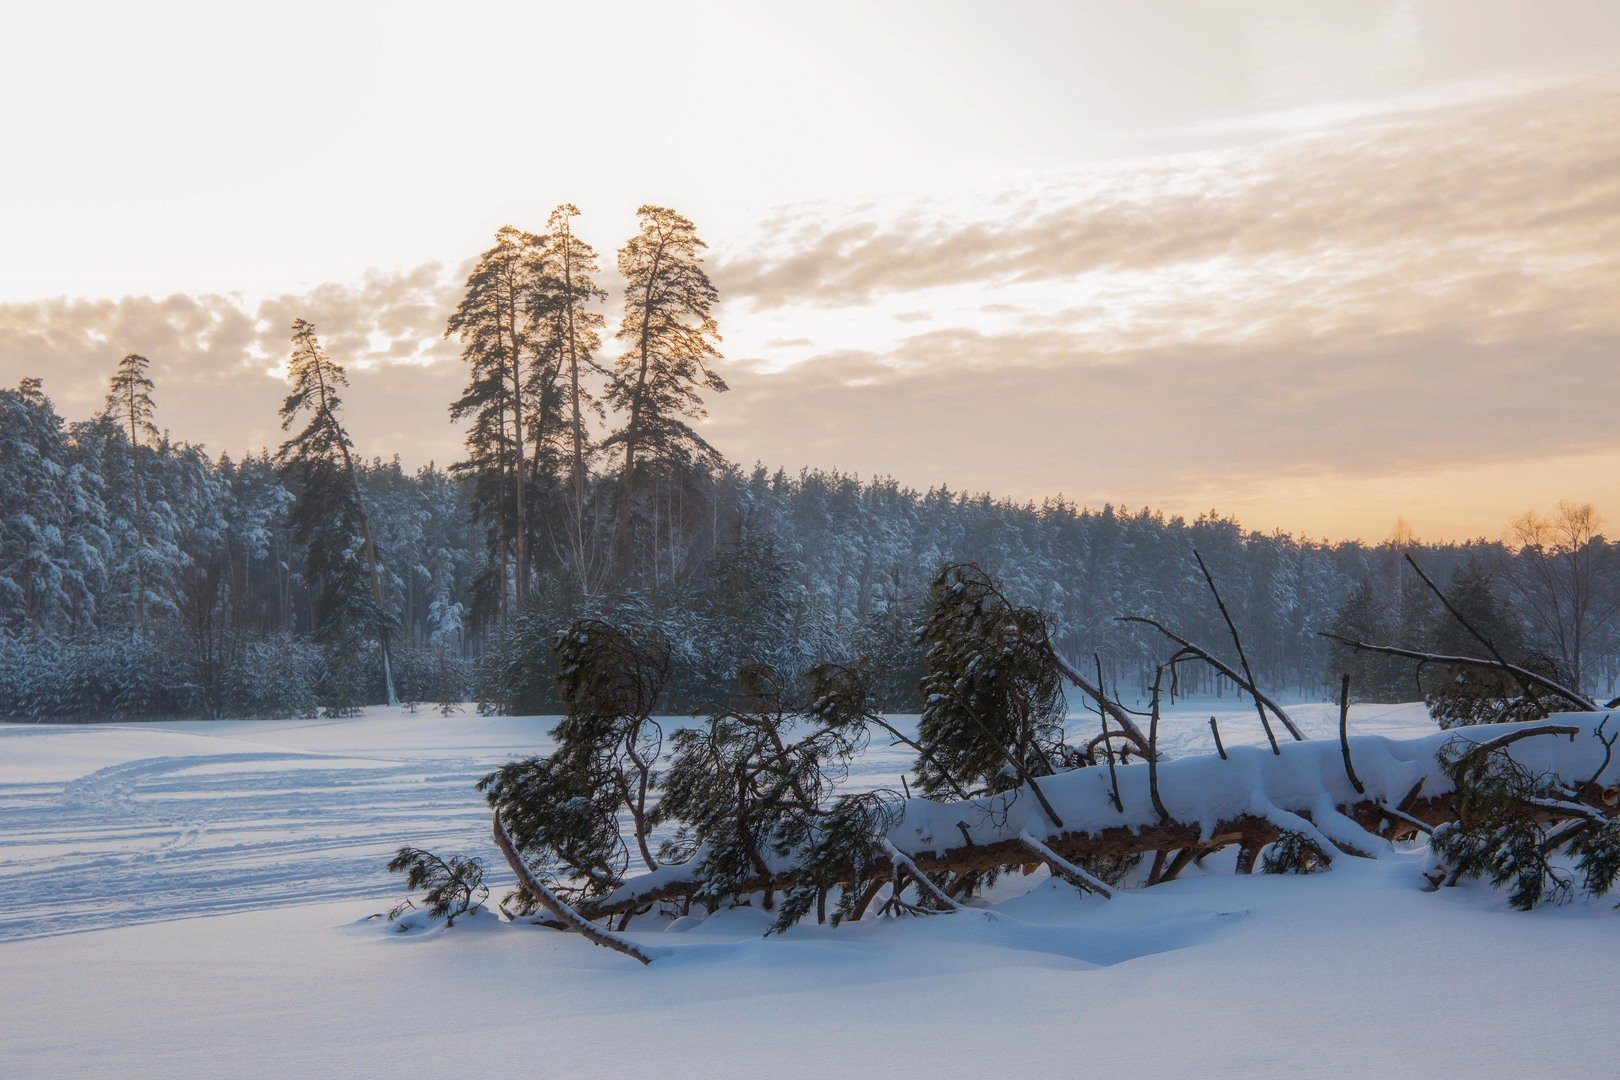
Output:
left=540, top=204, right=609, bottom=594
left=446, top=227, right=548, bottom=615
left=606, top=206, right=726, bottom=548
left=103, top=353, right=158, bottom=633
left=276, top=319, right=396, bottom=709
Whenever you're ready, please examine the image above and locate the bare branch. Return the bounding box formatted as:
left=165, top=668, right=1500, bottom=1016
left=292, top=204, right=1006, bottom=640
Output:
left=1194, top=550, right=1297, bottom=747
left=1338, top=674, right=1365, bottom=796
left=1049, top=649, right=1152, bottom=754
left=1120, top=614, right=1303, bottom=743
left=1316, top=633, right=1596, bottom=712
left=1017, top=831, right=1114, bottom=898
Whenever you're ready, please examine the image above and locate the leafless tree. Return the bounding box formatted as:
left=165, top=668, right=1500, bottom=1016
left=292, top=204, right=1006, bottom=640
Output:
left=1501, top=503, right=1619, bottom=693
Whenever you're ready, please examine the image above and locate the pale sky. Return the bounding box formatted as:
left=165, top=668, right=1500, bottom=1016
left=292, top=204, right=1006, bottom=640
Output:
left=4, top=0, right=1619, bottom=542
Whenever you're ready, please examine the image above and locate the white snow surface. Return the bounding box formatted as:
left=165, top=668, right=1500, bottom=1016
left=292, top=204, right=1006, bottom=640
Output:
left=2, top=702, right=1616, bottom=1077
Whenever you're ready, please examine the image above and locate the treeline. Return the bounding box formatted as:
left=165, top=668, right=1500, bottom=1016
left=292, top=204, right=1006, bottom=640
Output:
left=2, top=204, right=1616, bottom=720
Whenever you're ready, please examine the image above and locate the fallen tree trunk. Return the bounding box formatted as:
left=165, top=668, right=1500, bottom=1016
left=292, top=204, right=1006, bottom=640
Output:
left=577, top=715, right=1619, bottom=922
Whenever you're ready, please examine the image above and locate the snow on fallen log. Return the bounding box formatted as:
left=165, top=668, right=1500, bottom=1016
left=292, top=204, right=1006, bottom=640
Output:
left=580, top=713, right=1619, bottom=921
left=1016, top=831, right=1113, bottom=897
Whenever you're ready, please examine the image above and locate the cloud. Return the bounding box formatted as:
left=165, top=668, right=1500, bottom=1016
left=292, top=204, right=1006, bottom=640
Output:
left=691, top=70, right=1620, bottom=538
left=0, top=265, right=464, bottom=461
left=715, top=72, right=1620, bottom=320
left=3, top=71, right=1617, bottom=539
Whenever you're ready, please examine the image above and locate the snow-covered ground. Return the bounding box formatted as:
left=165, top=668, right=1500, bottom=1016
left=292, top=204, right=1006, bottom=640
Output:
left=2, top=703, right=1614, bottom=1077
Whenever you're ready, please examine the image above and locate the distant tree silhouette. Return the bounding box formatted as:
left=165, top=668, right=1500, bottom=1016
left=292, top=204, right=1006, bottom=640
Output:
left=103, top=353, right=158, bottom=632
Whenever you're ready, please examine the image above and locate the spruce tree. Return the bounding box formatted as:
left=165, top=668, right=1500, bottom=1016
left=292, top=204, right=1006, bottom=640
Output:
left=1424, top=559, right=1535, bottom=727
left=1325, top=579, right=1408, bottom=702
left=605, top=206, right=726, bottom=547
left=275, top=319, right=396, bottom=709
left=103, top=353, right=158, bottom=633
left=914, top=563, right=1068, bottom=806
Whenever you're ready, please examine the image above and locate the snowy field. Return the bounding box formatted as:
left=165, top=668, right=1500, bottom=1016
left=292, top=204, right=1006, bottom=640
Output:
left=2, top=703, right=1615, bottom=1077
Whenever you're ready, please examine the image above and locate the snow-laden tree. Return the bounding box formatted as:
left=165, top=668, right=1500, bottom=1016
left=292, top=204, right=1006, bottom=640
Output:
left=0, top=380, right=101, bottom=634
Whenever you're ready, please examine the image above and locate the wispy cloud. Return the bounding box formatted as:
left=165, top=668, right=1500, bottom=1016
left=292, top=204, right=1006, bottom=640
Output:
left=702, top=72, right=1620, bottom=536
left=720, top=74, right=1620, bottom=315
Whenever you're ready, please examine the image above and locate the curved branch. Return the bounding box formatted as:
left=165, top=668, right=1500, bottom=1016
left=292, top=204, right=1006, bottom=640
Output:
left=1050, top=649, right=1152, bottom=754
left=491, top=809, right=653, bottom=965
left=1119, top=615, right=1304, bottom=741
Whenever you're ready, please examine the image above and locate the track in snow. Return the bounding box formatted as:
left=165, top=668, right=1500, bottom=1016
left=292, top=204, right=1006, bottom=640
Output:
left=0, top=700, right=1431, bottom=942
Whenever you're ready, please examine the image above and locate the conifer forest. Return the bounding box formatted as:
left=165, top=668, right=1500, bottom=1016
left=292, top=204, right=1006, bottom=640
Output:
left=6, top=6, right=1620, bottom=1076
left=5, top=207, right=1616, bottom=722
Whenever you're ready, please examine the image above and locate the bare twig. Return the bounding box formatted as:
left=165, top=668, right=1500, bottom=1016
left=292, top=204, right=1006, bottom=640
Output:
left=1148, top=666, right=1170, bottom=822
left=1455, top=724, right=1580, bottom=764
left=1097, top=654, right=1124, bottom=811
left=1579, top=716, right=1616, bottom=792
left=1119, top=615, right=1303, bottom=744
left=1195, top=550, right=1294, bottom=748
left=866, top=715, right=972, bottom=800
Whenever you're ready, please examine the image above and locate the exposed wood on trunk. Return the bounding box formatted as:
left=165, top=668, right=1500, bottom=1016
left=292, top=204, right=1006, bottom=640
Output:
left=575, top=790, right=1517, bottom=922
left=1158, top=847, right=1199, bottom=884
left=1233, top=832, right=1270, bottom=875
